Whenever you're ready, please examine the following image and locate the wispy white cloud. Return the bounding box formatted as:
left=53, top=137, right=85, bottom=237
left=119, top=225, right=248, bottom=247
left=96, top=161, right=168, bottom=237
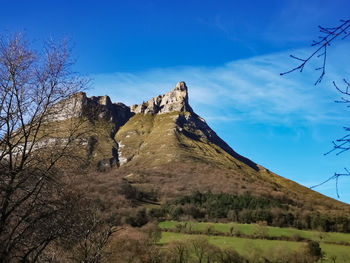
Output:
left=90, top=45, right=350, bottom=126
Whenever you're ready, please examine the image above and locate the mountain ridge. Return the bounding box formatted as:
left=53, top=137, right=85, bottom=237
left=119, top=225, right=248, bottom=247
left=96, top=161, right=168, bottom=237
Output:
left=47, top=81, right=350, bottom=214
left=54, top=81, right=259, bottom=171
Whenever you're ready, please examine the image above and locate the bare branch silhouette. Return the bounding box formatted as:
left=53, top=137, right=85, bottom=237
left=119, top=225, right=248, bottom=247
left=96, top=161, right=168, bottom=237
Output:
left=281, top=19, right=350, bottom=197
left=280, top=19, right=350, bottom=85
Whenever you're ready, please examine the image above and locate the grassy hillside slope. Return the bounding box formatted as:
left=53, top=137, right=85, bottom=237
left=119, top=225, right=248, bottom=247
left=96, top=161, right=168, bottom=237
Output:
left=114, top=111, right=350, bottom=215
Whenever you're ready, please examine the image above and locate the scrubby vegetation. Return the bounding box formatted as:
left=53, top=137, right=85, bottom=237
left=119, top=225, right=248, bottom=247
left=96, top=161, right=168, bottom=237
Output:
left=159, top=221, right=350, bottom=245
left=106, top=224, right=331, bottom=263
left=157, top=221, right=350, bottom=262
left=149, top=192, right=350, bottom=233
left=159, top=231, right=347, bottom=263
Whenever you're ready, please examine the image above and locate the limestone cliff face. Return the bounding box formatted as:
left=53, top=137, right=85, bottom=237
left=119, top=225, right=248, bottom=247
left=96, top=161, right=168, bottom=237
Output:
left=52, top=81, right=193, bottom=126
left=49, top=92, right=132, bottom=130
left=130, top=81, right=193, bottom=114
left=87, top=95, right=132, bottom=130
left=46, top=92, right=88, bottom=121
left=48, top=81, right=258, bottom=171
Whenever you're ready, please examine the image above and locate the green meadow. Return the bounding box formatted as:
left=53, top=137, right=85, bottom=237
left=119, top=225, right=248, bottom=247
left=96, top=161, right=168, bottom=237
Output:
left=159, top=221, right=350, bottom=262
left=159, top=221, right=350, bottom=244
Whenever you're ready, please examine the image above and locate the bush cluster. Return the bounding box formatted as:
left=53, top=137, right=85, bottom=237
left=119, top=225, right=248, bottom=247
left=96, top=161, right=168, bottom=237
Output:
left=150, top=192, right=350, bottom=232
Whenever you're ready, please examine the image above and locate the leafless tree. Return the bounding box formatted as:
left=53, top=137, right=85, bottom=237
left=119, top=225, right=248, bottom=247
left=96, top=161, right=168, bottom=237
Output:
left=165, top=240, right=190, bottom=263
left=189, top=237, right=221, bottom=263
left=0, top=33, right=88, bottom=262
left=70, top=211, right=117, bottom=263
left=281, top=19, right=350, bottom=197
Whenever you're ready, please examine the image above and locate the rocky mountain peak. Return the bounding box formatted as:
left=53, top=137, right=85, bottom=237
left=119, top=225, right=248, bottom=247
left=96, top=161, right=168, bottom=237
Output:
left=48, top=81, right=193, bottom=125
left=173, top=81, right=188, bottom=96
left=130, top=81, right=192, bottom=114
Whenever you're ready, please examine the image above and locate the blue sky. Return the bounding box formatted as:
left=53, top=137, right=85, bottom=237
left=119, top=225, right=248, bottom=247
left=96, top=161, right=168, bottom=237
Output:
left=2, top=0, right=350, bottom=203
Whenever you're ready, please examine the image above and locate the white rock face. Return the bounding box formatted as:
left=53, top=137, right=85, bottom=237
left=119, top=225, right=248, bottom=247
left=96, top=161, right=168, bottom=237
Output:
left=6, top=137, right=88, bottom=160
left=46, top=92, right=131, bottom=129
left=48, top=81, right=192, bottom=123
left=117, top=141, right=128, bottom=166
left=130, top=81, right=193, bottom=114
left=38, top=81, right=218, bottom=168
left=46, top=92, right=87, bottom=121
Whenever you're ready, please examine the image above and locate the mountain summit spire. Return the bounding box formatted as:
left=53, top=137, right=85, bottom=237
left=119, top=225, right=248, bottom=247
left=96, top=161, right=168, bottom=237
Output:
left=130, top=81, right=192, bottom=114
left=173, top=80, right=188, bottom=99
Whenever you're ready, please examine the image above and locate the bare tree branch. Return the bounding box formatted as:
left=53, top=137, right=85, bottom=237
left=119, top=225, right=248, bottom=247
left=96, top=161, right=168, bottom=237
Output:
left=0, top=33, right=92, bottom=262
left=281, top=19, right=350, bottom=197
left=280, top=19, right=350, bottom=85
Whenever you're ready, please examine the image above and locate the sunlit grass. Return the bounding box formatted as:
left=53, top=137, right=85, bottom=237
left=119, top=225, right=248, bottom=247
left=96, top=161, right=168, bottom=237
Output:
left=159, top=221, right=350, bottom=244
left=159, top=231, right=350, bottom=263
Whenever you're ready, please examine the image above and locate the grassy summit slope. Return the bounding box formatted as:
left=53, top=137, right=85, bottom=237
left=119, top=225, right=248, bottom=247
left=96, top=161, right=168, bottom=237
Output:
left=114, top=104, right=349, bottom=214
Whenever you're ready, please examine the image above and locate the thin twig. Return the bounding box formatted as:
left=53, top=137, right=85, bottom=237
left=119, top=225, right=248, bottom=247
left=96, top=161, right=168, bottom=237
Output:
left=280, top=19, right=350, bottom=85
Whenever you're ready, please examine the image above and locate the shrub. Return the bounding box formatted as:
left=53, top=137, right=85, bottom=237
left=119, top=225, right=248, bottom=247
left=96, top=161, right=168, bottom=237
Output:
left=203, top=224, right=216, bottom=235
left=252, top=225, right=268, bottom=239
left=306, top=241, right=323, bottom=261
left=106, top=227, right=163, bottom=263
left=141, top=222, right=162, bottom=244
left=291, top=233, right=302, bottom=241
left=229, top=225, right=242, bottom=237
left=217, top=248, right=246, bottom=263
left=165, top=240, right=190, bottom=263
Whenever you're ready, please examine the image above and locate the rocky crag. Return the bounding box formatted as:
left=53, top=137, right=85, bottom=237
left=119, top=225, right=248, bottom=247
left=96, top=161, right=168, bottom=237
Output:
left=46, top=81, right=350, bottom=213
left=55, top=82, right=257, bottom=171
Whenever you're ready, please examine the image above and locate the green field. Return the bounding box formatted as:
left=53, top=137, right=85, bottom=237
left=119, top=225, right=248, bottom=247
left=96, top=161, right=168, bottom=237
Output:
left=159, top=221, right=350, bottom=262
left=159, top=221, right=350, bottom=244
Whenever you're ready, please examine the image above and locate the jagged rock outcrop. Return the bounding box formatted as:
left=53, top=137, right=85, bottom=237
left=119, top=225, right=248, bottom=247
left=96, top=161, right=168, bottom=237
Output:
left=45, top=81, right=259, bottom=171
left=49, top=92, right=132, bottom=131
left=46, top=92, right=88, bottom=121
left=130, top=81, right=193, bottom=114
left=87, top=95, right=132, bottom=129
left=51, top=81, right=193, bottom=127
